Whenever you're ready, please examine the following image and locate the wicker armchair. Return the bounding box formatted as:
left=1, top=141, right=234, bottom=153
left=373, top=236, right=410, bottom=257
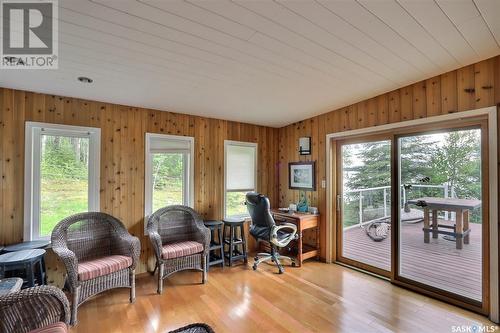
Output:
left=51, top=212, right=140, bottom=325
left=0, top=285, right=70, bottom=333
left=147, top=205, right=210, bottom=294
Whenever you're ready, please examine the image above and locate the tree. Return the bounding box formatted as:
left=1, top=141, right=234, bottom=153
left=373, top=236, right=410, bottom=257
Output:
left=344, top=141, right=391, bottom=190
left=430, top=130, right=481, bottom=199
left=342, top=129, right=482, bottom=224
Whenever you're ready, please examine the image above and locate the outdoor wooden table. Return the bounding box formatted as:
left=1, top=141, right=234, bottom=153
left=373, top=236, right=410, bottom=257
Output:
left=408, top=197, right=481, bottom=249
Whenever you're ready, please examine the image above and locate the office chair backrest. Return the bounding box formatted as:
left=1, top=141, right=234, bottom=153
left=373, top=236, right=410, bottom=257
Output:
left=245, top=192, right=275, bottom=228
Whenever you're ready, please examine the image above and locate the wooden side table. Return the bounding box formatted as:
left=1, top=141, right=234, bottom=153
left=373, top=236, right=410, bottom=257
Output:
left=0, top=249, right=46, bottom=288
left=0, top=277, right=23, bottom=296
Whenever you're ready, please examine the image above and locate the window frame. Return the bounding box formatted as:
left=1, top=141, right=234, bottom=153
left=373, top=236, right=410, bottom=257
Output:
left=223, top=140, right=258, bottom=219
left=144, top=133, right=194, bottom=234
left=24, top=122, right=101, bottom=241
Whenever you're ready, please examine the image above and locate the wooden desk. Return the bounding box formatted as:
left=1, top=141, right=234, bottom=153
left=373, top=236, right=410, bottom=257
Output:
left=408, top=197, right=481, bottom=250
left=270, top=210, right=320, bottom=266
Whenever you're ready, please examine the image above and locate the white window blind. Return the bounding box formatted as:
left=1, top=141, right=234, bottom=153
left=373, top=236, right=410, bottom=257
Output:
left=224, top=141, right=257, bottom=218
left=149, top=136, right=191, bottom=153
left=226, top=144, right=256, bottom=191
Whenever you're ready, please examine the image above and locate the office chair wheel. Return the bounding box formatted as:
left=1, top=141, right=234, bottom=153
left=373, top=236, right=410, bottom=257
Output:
left=291, top=261, right=296, bottom=267
left=252, top=264, right=257, bottom=271
left=278, top=267, right=284, bottom=274
left=254, top=257, right=259, bottom=262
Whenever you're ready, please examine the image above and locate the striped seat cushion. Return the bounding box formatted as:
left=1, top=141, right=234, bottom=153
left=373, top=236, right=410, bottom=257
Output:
left=162, top=241, right=204, bottom=260
left=28, top=322, right=68, bottom=333
left=78, top=255, right=132, bottom=281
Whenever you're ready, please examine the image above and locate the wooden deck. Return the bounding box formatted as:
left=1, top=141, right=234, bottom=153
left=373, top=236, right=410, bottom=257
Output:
left=343, top=221, right=482, bottom=301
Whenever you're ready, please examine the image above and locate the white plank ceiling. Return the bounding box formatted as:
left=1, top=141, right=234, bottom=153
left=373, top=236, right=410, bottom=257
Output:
left=1, top=0, right=499, bottom=127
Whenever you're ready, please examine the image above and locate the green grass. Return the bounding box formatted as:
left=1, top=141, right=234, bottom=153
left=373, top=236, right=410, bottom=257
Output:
left=40, top=179, right=186, bottom=236
left=40, top=179, right=88, bottom=236
left=152, top=186, right=183, bottom=212
left=40, top=180, right=251, bottom=236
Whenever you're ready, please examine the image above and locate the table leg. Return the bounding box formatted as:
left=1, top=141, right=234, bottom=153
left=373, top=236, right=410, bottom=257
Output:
left=36, top=259, right=44, bottom=285
left=241, top=223, right=248, bottom=263
left=26, top=263, right=35, bottom=287
left=423, top=208, right=430, bottom=243
left=41, top=257, right=47, bottom=284
left=456, top=210, right=463, bottom=250
left=229, top=226, right=234, bottom=266
left=218, top=225, right=225, bottom=268
left=464, top=210, right=470, bottom=245
left=297, top=231, right=303, bottom=267
left=432, top=209, right=438, bottom=239
left=316, top=225, right=320, bottom=261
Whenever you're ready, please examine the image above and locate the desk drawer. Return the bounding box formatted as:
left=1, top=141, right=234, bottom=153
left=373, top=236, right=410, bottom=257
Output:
left=273, top=215, right=298, bottom=225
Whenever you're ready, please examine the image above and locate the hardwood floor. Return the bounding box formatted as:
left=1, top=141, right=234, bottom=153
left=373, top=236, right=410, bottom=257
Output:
left=70, top=262, right=495, bottom=333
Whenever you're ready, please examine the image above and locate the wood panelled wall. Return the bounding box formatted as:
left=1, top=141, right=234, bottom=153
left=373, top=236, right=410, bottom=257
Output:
left=0, top=88, right=279, bottom=284
left=278, top=55, right=500, bottom=260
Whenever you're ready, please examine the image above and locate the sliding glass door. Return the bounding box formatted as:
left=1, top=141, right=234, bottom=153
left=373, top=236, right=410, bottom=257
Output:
left=336, top=137, right=392, bottom=276
left=334, top=119, right=489, bottom=312
left=396, top=125, right=487, bottom=305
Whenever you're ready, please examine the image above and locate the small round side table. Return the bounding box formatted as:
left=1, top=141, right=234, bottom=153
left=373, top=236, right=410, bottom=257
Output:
left=0, top=249, right=46, bottom=288
left=4, top=240, right=50, bottom=285
left=0, top=277, right=23, bottom=296
left=3, top=240, right=50, bottom=252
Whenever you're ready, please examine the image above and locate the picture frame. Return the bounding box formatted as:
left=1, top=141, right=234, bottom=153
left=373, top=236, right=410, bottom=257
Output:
left=289, top=161, right=316, bottom=191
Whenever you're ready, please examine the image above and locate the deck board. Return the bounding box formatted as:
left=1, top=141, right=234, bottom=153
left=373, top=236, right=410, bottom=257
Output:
left=342, top=221, right=482, bottom=301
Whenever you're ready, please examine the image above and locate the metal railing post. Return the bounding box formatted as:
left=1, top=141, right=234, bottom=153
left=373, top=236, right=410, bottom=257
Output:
left=359, top=190, right=363, bottom=226
left=402, top=186, right=406, bottom=209
left=383, top=188, right=388, bottom=217
left=444, top=183, right=449, bottom=221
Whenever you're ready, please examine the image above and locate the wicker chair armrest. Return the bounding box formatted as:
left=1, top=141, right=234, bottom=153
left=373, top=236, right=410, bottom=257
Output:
left=192, top=217, right=211, bottom=256
left=51, top=246, right=78, bottom=290
left=148, top=230, right=163, bottom=261
left=197, top=227, right=211, bottom=256
left=0, top=285, right=70, bottom=333
left=113, top=234, right=141, bottom=269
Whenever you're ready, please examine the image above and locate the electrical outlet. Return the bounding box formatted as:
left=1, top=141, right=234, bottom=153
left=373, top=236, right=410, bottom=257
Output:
left=321, top=179, right=326, bottom=188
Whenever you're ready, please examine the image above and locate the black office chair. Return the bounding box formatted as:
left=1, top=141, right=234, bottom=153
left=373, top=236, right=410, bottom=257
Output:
left=245, top=192, right=297, bottom=274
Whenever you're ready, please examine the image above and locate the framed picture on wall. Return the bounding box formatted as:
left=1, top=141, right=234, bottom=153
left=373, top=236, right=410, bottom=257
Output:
left=289, top=161, right=316, bottom=191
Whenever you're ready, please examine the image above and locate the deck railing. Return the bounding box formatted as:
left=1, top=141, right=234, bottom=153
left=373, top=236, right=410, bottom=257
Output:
left=343, top=183, right=455, bottom=228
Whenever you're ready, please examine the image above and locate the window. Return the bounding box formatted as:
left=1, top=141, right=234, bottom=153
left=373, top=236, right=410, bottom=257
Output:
left=24, top=122, right=100, bottom=241
left=145, top=133, right=194, bottom=232
left=224, top=141, right=257, bottom=218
